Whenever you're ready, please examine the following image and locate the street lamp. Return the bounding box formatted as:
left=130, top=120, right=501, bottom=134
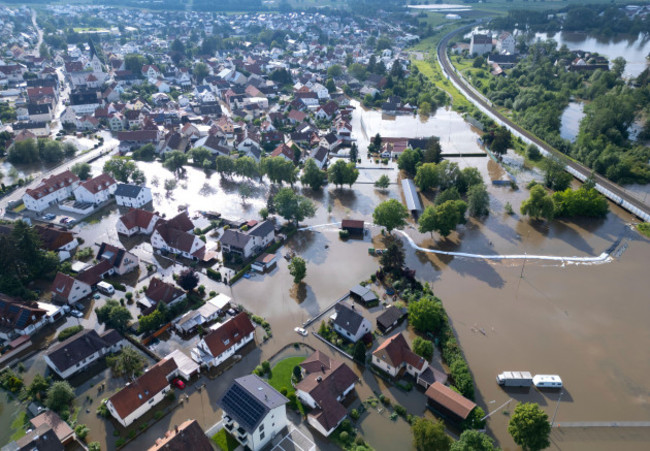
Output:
left=550, top=390, right=564, bottom=427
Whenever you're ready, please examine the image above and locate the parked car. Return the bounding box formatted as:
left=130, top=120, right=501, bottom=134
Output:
left=43, top=213, right=55, bottom=220
left=172, top=378, right=186, bottom=389
left=294, top=327, right=308, bottom=337
left=59, top=217, right=69, bottom=223
left=70, top=309, right=83, bottom=318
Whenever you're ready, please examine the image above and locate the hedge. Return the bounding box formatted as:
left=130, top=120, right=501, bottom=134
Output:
left=229, top=263, right=252, bottom=285
left=58, top=325, right=83, bottom=341
left=207, top=268, right=222, bottom=281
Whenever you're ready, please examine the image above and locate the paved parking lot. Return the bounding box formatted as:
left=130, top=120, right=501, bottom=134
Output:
left=271, top=425, right=316, bottom=451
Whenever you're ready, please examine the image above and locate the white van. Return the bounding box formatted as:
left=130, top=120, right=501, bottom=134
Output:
left=533, top=374, right=563, bottom=388
left=97, top=281, right=115, bottom=295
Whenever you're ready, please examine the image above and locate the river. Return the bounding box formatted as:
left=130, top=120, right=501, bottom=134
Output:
left=535, top=32, right=650, bottom=78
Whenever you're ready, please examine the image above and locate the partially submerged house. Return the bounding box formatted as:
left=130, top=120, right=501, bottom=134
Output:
left=349, top=284, right=378, bottom=306
left=332, top=303, right=372, bottom=343
left=425, top=381, right=477, bottom=424
left=376, top=306, right=407, bottom=334
left=148, top=419, right=213, bottom=451
left=401, top=178, right=422, bottom=217
left=191, top=312, right=255, bottom=368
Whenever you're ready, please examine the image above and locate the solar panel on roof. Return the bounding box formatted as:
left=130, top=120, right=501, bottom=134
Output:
left=9, top=305, right=19, bottom=314
left=221, top=383, right=266, bottom=431
left=16, top=310, right=30, bottom=328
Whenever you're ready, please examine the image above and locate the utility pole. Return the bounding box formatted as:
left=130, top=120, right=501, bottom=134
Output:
left=551, top=390, right=564, bottom=427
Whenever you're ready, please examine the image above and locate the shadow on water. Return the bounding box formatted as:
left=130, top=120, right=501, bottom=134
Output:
left=451, top=258, right=506, bottom=289
left=290, top=282, right=308, bottom=304
left=547, top=221, right=595, bottom=255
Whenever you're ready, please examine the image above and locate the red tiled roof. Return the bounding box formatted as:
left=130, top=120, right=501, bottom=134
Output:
left=145, top=277, right=184, bottom=305
left=79, top=173, right=116, bottom=194
left=76, top=259, right=113, bottom=286
left=119, top=209, right=158, bottom=231
left=372, top=332, right=426, bottom=372
left=148, top=419, right=213, bottom=451
left=108, top=358, right=177, bottom=419
left=51, top=272, right=76, bottom=300
left=271, top=143, right=294, bottom=160
left=203, top=313, right=255, bottom=358
left=425, top=381, right=476, bottom=420
left=25, top=171, right=79, bottom=200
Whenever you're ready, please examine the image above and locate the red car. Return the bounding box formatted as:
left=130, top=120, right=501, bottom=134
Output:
left=172, top=378, right=185, bottom=389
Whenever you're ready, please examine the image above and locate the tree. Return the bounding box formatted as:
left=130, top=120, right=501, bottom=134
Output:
left=412, top=417, right=451, bottom=451
left=451, top=430, right=497, bottom=451
left=353, top=340, right=366, bottom=363
left=38, top=139, right=65, bottom=163
left=526, top=143, right=542, bottom=161
left=612, top=56, right=626, bottom=78
left=326, top=78, right=336, bottom=93
left=542, top=157, right=572, bottom=191
left=327, top=160, right=359, bottom=188
left=349, top=143, right=358, bottom=162
left=178, top=268, right=199, bottom=292
left=274, top=188, right=316, bottom=226
left=301, top=158, right=325, bottom=191
left=239, top=183, right=253, bottom=204
left=373, top=133, right=382, bottom=150
left=39, top=42, right=50, bottom=59
left=508, top=403, right=551, bottom=451
left=419, top=101, right=432, bottom=117
left=288, top=256, right=306, bottom=284
left=259, top=207, right=269, bottom=220
left=380, top=239, right=405, bottom=274
left=412, top=337, right=434, bottom=360
left=107, top=346, right=145, bottom=381
left=408, top=296, right=445, bottom=335
left=234, top=156, right=260, bottom=180
left=490, top=126, right=512, bottom=156
left=95, top=299, right=132, bottom=333
left=193, top=62, right=209, bottom=83
left=473, top=55, right=485, bottom=68
left=423, top=138, right=442, bottom=164
left=27, top=374, right=50, bottom=399
left=124, top=53, right=147, bottom=75
left=293, top=365, right=303, bottom=382
left=88, top=442, right=101, bottom=451
left=8, top=139, right=40, bottom=164
left=434, top=187, right=461, bottom=205
left=418, top=201, right=467, bottom=238
left=215, top=155, right=235, bottom=178
left=262, top=156, right=297, bottom=185
left=468, top=184, right=490, bottom=217
left=552, top=186, right=609, bottom=218
left=75, top=424, right=89, bottom=440
left=163, top=150, right=187, bottom=175
left=414, top=163, right=440, bottom=192
left=46, top=381, right=75, bottom=413
left=397, top=148, right=422, bottom=176
left=70, top=162, right=91, bottom=180
left=373, top=199, right=409, bottom=233
left=133, top=143, right=157, bottom=161
left=374, top=174, right=390, bottom=189
left=521, top=185, right=555, bottom=221
left=327, top=64, right=343, bottom=78
left=103, top=157, right=145, bottom=184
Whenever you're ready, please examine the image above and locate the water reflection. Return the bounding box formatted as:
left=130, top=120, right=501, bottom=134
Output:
left=559, top=102, right=585, bottom=143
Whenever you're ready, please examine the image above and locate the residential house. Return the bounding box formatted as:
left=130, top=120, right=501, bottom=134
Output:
left=151, top=216, right=206, bottom=261
left=22, top=171, right=80, bottom=212
left=34, top=224, right=79, bottom=261
left=371, top=332, right=427, bottom=379
left=341, top=219, right=364, bottom=236
left=220, top=220, right=275, bottom=259
left=376, top=306, right=407, bottom=334
left=51, top=272, right=92, bottom=304
left=73, top=173, right=117, bottom=205
left=309, top=146, right=329, bottom=169
left=96, top=242, right=139, bottom=276
left=218, top=375, right=288, bottom=451
left=315, top=100, right=338, bottom=121
left=106, top=357, right=179, bottom=427
left=27, top=103, right=52, bottom=122
left=142, top=64, right=162, bottom=79
left=251, top=253, right=279, bottom=273
left=332, top=303, right=372, bottom=343
left=496, top=31, right=516, bottom=54
left=143, top=277, right=186, bottom=312
left=115, top=184, right=153, bottom=208
left=295, top=351, right=358, bottom=437
left=29, top=411, right=75, bottom=446
left=117, top=208, right=159, bottom=236
left=425, top=381, right=477, bottom=424
left=117, top=130, right=164, bottom=152
left=148, top=419, right=213, bottom=451
left=319, top=132, right=341, bottom=152
left=270, top=143, right=295, bottom=162
left=1, top=424, right=63, bottom=451
left=191, top=312, right=255, bottom=368
left=44, top=329, right=126, bottom=379
left=0, top=294, right=48, bottom=340
left=469, top=33, right=492, bottom=55
left=174, top=300, right=220, bottom=335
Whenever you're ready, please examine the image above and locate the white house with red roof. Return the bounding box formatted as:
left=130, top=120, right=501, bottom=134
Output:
left=191, top=313, right=255, bottom=367
left=73, top=173, right=117, bottom=205
left=22, top=171, right=80, bottom=212
left=371, top=332, right=428, bottom=378
left=141, top=64, right=162, bottom=79
left=150, top=212, right=206, bottom=261
left=116, top=209, right=159, bottom=236
left=51, top=272, right=92, bottom=304
left=270, top=143, right=294, bottom=162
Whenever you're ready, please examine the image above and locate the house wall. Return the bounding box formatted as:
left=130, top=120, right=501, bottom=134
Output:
left=60, top=280, right=92, bottom=304
left=116, top=252, right=139, bottom=275
left=73, top=185, right=114, bottom=204
left=250, top=404, right=287, bottom=450
left=23, top=182, right=79, bottom=212
left=204, top=331, right=254, bottom=368
left=44, top=349, right=103, bottom=379
left=333, top=318, right=371, bottom=343
left=372, top=355, right=398, bottom=377
left=116, top=220, right=137, bottom=236
left=106, top=384, right=171, bottom=427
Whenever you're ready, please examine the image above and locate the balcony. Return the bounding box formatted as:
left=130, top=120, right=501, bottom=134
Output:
left=224, top=422, right=234, bottom=432
left=223, top=414, right=233, bottom=425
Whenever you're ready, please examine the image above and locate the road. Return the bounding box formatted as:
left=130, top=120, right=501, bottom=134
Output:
left=436, top=25, right=650, bottom=222
left=30, top=8, right=43, bottom=56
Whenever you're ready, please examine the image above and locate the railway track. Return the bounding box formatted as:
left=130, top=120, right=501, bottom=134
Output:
left=436, top=25, right=650, bottom=222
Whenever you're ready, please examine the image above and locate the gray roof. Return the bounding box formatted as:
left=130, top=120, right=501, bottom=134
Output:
left=350, top=284, right=378, bottom=303
left=218, top=375, right=288, bottom=434
left=248, top=220, right=274, bottom=238
left=3, top=424, right=63, bottom=451
left=220, top=229, right=253, bottom=250
left=46, top=329, right=118, bottom=373
left=114, top=183, right=144, bottom=198
left=376, top=306, right=407, bottom=330
left=401, top=178, right=422, bottom=213
left=333, top=303, right=366, bottom=335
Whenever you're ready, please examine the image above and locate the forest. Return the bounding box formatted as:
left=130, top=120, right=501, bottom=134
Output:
left=455, top=40, right=650, bottom=184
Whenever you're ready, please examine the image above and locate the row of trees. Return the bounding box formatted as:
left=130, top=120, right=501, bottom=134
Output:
left=521, top=183, right=609, bottom=221
left=8, top=139, right=76, bottom=165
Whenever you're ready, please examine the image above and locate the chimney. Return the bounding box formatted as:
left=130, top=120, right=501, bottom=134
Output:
left=317, top=376, right=322, bottom=383
left=174, top=425, right=178, bottom=434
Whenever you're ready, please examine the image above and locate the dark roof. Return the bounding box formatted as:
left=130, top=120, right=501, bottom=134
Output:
left=46, top=329, right=115, bottom=373
left=8, top=424, right=63, bottom=451
left=0, top=296, right=47, bottom=334
left=333, top=303, right=367, bottom=335
left=349, top=284, right=378, bottom=303
left=145, top=278, right=185, bottom=306
left=149, top=419, right=213, bottom=451
left=248, top=220, right=274, bottom=238
left=471, top=34, right=492, bottom=44
left=69, top=90, right=100, bottom=106
left=220, top=228, right=253, bottom=250
left=115, top=183, right=144, bottom=198
left=27, top=103, right=51, bottom=115
left=218, top=375, right=288, bottom=434
left=33, top=224, right=75, bottom=251
left=376, top=306, right=407, bottom=331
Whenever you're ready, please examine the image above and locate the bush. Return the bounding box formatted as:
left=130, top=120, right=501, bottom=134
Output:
left=0, top=369, right=24, bottom=393
left=394, top=405, right=407, bottom=417
left=379, top=394, right=391, bottom=406
left=154, top=410, right=164, bottom=420
left=254, top=366, right=264, bottom=376
left=339, top=229, right=350, bottom=240
left=207, top=268, right=222, bottom=281
left=75, top=424, right=89, bottom=440
left=339, top=431, right=350, bottom=443
left=350, top=408, right=360, bottom=421
left=96, top=400, right=110, bottom=417
left=58, top=325, right=83, bottom=341
left=261, top=361, right=271, bottom=374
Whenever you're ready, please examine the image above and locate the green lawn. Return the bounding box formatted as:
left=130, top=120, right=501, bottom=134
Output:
left=212, top=429, right=239, bottom=451
left=637, top=223, right=650, bottom=238
left=411, top=58, right=472, bottom=112
left=10, top=412, right=29, bottom=441
left=267, top=356, right=306, bottom=395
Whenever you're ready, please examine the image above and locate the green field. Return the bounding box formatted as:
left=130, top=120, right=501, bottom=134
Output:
left=267, top=356, right=305, bottom=395
left=211, top=429, right=239, bottom=451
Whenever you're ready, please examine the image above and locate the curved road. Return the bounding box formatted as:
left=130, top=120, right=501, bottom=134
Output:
left=437, top=25, right=650, bottom=222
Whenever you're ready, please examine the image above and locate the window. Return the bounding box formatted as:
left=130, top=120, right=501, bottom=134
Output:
left=259, top=424, right=264, bottom=432
left=260, top=432, right=265, bottom=440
